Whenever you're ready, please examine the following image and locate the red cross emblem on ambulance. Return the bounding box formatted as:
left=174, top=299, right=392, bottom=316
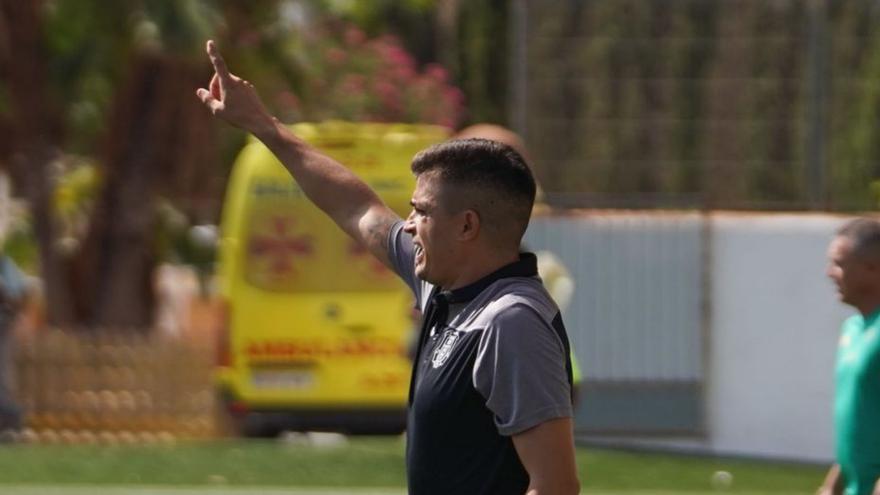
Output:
left=248, top=216, right=313, bottom=276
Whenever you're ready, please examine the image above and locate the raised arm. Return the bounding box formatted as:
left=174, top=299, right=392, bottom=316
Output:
left=195, top=40, right=400, bottom=267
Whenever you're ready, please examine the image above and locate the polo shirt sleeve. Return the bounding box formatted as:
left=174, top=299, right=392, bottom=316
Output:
left=472, top=303, right=573, bottom=436
left=387, top=220, right=424, bottom=304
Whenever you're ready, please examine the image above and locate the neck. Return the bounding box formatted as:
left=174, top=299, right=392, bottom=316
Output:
left=444, top=249, right=521, bottom=291
left=856, top=299, right=880, bottom=318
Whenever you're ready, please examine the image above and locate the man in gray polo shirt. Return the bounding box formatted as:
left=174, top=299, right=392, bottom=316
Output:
left=197, top=40, right=579, bottom=495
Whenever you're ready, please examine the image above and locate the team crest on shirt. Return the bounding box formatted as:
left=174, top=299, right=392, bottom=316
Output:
left=431, top=331, right=460, bottom=368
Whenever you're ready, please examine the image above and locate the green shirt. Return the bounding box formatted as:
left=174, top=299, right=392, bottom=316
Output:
left=835, top=310, right=880, bottom=495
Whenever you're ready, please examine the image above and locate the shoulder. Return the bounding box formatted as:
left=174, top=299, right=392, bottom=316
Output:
left=489, top=301, right=545, bottom=329
left=837, top=315, right=864, bottom=349
left=474, top=277, right=558, bottom=327
left=841, top=315, right=863, bottom=335
left=471, top=280, right=564, bottom=352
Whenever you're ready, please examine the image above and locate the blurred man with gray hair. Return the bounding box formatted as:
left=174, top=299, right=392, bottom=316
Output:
left=820, top=218, right=880, bottom=495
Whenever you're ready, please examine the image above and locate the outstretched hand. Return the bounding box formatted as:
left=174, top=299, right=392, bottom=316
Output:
left=196, top=40, right=275, bottom=134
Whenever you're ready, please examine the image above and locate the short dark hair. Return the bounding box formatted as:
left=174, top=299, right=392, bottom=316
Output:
left=410, top=138, right=537, bottom=246
left=838, top=218, right=880, bottom=259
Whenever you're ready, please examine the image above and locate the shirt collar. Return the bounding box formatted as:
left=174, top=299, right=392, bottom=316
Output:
left=439, top=252, right=538, bottom=305
left=861, top=306, right=880, bottom=328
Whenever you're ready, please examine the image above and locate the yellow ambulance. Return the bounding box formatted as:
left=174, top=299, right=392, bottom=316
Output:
left=215, top=122, right=448, bottom=436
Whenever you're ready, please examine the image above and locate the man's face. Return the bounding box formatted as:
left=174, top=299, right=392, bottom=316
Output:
left=404, top=174, right=461, bottom=288
left=827, top=236, right=876, bottom=306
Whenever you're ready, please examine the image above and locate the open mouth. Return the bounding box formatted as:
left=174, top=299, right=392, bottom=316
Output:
left=414, top=244, right=424, bottom=263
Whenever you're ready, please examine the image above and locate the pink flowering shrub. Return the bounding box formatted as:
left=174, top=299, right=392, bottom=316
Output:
left=273, top=25, right=465, bottom=128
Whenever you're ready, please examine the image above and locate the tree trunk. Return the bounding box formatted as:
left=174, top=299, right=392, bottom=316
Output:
left=0, top=0, right=77, bottom=326
left=2, top=0, right=219, bottom=330
left=74, top=53, right=217, bottom=329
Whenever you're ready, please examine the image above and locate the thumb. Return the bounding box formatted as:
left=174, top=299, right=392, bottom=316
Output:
left=196, top=88, right=224, bottom=114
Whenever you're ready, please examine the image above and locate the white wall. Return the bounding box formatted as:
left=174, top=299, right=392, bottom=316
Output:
left=704, top=213, right=852, bottom=462
left=563, top=212, right=859, bottom=462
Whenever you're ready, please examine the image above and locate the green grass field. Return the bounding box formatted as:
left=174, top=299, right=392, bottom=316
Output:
left=0, top=437, right=826, bottom=494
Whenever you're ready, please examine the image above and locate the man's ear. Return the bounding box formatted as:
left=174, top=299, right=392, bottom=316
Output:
left=459, top=209, right=481, bottom=241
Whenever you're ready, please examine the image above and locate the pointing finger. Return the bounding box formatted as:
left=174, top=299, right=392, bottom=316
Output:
left=206, top=40, right=231, bottom=82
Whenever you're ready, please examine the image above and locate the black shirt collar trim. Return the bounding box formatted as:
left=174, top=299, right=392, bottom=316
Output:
left=440, top=253, right=538, bottom=304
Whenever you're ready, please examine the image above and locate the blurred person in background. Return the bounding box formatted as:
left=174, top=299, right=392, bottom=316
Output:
left=0, top=189, right=27, bottom=439
left=196, top=41, right=579, bottom=494
left=820, top=218, right=880, bottom=495
left=455, top=124, right=584, bottom=406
